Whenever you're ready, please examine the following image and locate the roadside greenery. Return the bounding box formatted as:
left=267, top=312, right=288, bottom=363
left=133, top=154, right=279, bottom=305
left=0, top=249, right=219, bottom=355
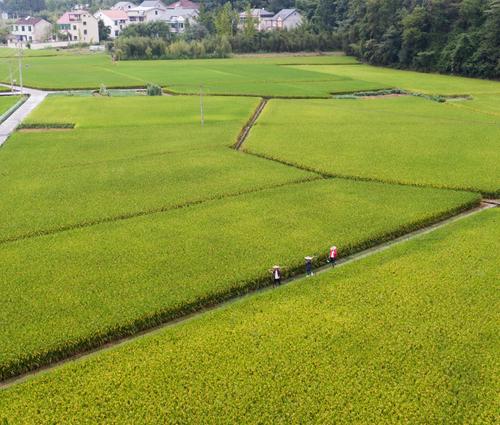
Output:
left=0, top=208, right=496, bottom=423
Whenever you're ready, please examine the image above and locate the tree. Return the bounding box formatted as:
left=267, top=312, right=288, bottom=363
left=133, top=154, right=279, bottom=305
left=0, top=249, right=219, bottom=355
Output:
left=242, top=5, right=257, bottom=38
left=98, top=19, right=111, bottom=42
left=214, top=2, right=237, bottom=37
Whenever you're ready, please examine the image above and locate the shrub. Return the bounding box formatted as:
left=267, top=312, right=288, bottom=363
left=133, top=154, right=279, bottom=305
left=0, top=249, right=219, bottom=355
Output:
left=146, top=83, right=162, bottom=96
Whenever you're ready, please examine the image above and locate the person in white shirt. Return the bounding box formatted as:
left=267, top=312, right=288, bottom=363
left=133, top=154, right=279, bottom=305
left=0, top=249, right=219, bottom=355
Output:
left=271, top=265, right=281, bottom=287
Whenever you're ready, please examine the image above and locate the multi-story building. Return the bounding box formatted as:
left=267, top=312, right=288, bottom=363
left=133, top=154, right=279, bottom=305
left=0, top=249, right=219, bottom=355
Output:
left=57, top=10, right=99, bottom=43
left=263, top=9, right=303, bottom=31
left=238, top=8, right=273, bottom=32
left=94, top=9, right=129, bottom=38
left=11, top=17, right=52, bottom=44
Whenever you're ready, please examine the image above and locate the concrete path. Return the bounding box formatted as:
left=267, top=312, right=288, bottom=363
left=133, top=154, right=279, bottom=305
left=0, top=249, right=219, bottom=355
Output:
left=0, top=85, right=48, bottom=147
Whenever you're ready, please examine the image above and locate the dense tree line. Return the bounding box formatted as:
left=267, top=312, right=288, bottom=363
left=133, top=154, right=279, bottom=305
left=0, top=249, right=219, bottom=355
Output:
left=310, top=0, right=500, bottom=79
left=110, top=3, right=339, bottom=60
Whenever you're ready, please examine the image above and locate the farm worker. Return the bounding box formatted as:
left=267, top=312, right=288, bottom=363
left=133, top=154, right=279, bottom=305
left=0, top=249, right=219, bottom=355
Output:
left=305, top=256, right=314, bottom=276
left=328, top=245, right=338, bottom=267
left=271, top=265, right=282, bottom=287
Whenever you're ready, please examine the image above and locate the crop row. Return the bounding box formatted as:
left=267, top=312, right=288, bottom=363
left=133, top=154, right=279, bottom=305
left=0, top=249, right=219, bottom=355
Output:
left=0, top=178, right=480, bottom=381
left=0, top=207, right=496, bottom=423
left=0, top=96, right=323, bottom=242
left=244, top=96, right=500, bottom=196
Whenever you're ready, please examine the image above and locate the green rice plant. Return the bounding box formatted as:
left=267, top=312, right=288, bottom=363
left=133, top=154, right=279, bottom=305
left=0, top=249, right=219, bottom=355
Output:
left=0, top=53, right=385, bottom=96
left=244, top=96, right=500, bottom=196
left=0, top=208, right=496, bottom=423
left=0, top=96, right=317, bottom=242
left=0, top=179, right=479, bottom=380
left=290, top=64, right=500, bottom=95
left=0, top=96, right=22, bottom=118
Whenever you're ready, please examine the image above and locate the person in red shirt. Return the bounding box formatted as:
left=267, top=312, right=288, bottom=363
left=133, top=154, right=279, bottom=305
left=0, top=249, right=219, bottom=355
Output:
left=328, top=245, right=338, bottom=267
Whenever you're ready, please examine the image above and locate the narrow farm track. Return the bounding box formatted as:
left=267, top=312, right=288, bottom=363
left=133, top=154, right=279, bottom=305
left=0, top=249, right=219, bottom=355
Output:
left=235, top=98, right=268, bottom=150
left=0, top=200, right=496, bottom=390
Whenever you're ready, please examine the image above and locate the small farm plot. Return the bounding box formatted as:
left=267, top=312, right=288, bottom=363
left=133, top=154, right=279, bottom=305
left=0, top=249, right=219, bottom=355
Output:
left=0, top=96, right=318, bottom=242
left=290, top=64, right=500, bottom=95
left=0, top=53, right=387, bottom=96
left=0, top=95, right=22, bottom=114
left=244, top=96, right=500, bottom=196
left=0, top=207, right=496, bottom=423
left=0, top=178, right=479, bottom=380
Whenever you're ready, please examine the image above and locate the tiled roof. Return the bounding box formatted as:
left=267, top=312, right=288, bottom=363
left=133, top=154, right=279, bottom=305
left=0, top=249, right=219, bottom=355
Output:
left=166, top=0, right=199, bottom=9
left=98, top=9, right=128, bottom=19
left=273, top=8, right=298, bottom=20
left=15, top=17, right=43, bottom=25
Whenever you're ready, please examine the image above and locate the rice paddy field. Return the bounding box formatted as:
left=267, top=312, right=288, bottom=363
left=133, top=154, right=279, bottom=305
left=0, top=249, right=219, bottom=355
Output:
left=0, top=53, right=388, bottom=95
left=0, top=207, right=497, bottom=423
left=244, top=96, right=500, bottom=196
left=0, top=52, right=498, bottom=423
left=0, top=95, right=21, bottom=113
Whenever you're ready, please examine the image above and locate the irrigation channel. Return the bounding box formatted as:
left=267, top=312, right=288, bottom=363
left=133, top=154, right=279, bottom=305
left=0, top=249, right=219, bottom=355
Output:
left=0, top=85, right=498, bottom=389
left=0, top=199, right=497, bottom=390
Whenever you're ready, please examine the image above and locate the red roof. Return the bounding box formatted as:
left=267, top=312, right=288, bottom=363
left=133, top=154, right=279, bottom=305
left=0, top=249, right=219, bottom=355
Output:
left=99, top=10, right=128, bottom=19
left=166, top=0, right=199, bottom=9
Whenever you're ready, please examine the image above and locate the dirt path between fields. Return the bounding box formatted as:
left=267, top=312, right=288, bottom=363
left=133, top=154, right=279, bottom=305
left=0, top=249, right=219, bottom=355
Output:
left=235, top=98, right=268, bottom=150
left=1, top=200, right=496, bottom=390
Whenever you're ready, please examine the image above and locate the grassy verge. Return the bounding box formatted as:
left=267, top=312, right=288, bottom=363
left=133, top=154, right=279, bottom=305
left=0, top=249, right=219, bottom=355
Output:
left=0, top=179, right=479, bottom=381
left=0, top=207, right=496, bottom=423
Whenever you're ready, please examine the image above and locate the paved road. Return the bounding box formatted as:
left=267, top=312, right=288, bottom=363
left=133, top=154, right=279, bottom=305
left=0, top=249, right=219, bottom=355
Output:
left=0, top=85, right=48, bottom=147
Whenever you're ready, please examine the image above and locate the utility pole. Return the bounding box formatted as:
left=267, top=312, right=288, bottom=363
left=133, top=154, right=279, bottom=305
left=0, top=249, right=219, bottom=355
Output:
left=17, top=45, right=23, bottom=94
left=9, top=61, right=13, bottom=93
left=200, top=84, right=204, bottom=127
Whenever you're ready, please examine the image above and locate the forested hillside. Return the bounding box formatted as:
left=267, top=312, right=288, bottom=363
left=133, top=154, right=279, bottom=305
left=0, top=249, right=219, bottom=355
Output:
left=310, top=0, right=500, bottom=79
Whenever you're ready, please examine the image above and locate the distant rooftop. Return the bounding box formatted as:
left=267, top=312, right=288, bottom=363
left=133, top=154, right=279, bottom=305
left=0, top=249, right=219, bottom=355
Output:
left=166, top=0, right=199, bottom=9
left=98, top=9, right=128, bottom=19
left=272, top=8, right=298, bottom=20
left=15, top=16, right=43, bottom=25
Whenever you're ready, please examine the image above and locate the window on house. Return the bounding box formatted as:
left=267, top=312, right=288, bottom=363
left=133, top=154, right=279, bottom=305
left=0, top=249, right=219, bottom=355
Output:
left=21, top=26, right=25, bottom=31
left=155, top=10, right=158, bottom=15
left=114, top=20, right=118, bottom=25
left=73, top=25, right=77, bottom=30
left=14, top=25, right=18, bottom=31
left=84, top=29, right=87, bottom=35
left=29, top=36, right=32, bottom=41
left=28, top=26, right=32, bottom=31
left=115, top=30, right=119, bottom=36
left=83, top=21, right=87, bottom=25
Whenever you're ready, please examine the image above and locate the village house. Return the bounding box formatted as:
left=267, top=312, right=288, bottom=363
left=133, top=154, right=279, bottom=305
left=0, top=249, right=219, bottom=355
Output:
left=94, top=9, right=129, bottom=38
left=57, top=10, right=99, bottom=43
left=238, top=8, right=273, bottom=32
left=127, top=0, right=167, bottom=23
left=263, top=9, right=303, bottom=31
left=111, top=1, right=136, bottom=11
left=10, top=17, right=52, bottom=45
